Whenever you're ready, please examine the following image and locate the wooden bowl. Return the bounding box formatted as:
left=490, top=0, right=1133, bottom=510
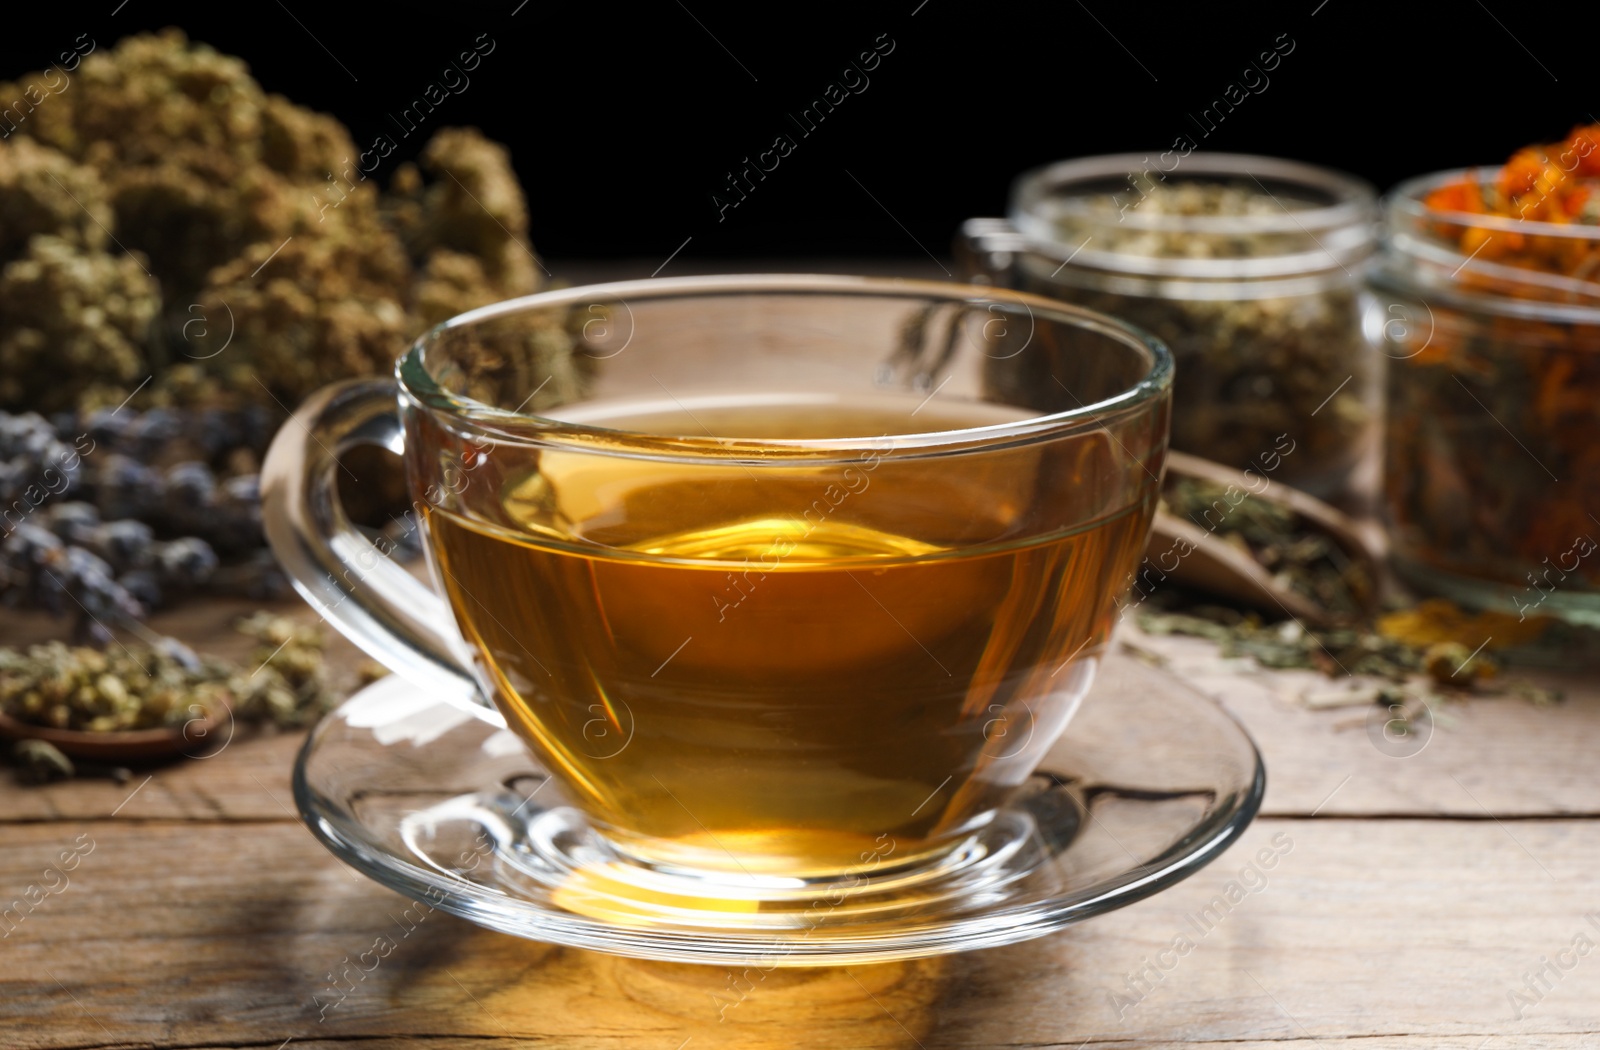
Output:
left=0, top=707, right=226, bottom=763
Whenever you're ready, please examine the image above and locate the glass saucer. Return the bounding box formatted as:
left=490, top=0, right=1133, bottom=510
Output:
left=293, top=655, right=1263, bottom=967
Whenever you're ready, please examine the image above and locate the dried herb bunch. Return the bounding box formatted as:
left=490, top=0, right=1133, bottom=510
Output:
left=0, top=407, right=303, bottom=639
left=0, top=29, right=571, bottom=414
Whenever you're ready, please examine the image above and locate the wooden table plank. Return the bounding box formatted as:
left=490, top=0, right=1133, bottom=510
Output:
left=1117, top=627, right=1600, bottom=818
left=3, top=818, right=1595, bottom=1049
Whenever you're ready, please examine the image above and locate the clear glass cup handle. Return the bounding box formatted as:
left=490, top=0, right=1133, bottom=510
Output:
left=261, top=379, right=488, bottom=710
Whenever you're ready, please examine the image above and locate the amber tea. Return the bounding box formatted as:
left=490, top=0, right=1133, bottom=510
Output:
left=424, top=394, right=1154, bottom=876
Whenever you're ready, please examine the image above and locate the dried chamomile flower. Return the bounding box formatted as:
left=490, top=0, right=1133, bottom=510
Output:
left=0, top=612, right=339, bottom=769
left=0, top=640, right=229, bottom=732
left=236, top=609, right=322, bottom=651
left=231, top=611, right=337, bottom=727
left=356, top=659, right=390, bottom=686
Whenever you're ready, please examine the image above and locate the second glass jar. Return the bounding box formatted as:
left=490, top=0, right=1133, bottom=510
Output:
left=959, top=152, right=1380, bottom=498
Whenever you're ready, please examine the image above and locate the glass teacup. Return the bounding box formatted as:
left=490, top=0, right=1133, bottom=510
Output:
left=263, top=274, right=1171, bottom=901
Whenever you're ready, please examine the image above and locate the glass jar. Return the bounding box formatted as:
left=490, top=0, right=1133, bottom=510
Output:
left=1369, top=170, right=1600, bottom=628
left=958, top=152, right=1380, bottom=498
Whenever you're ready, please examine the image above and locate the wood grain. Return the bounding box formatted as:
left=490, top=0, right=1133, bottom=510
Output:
left=1114, top=627, right=1600, bottom=817
left=2, top=818, right=1595, bottom=1049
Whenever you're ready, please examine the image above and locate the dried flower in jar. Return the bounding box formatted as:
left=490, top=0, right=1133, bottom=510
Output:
left=1380, top=125, right=1600, bottom=615
left=1423, top=122, right=1600, bottom=271
left=1049, top=180, right=1373, bottom=494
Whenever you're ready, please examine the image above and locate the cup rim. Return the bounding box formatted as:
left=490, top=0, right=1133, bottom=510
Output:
left=397, top=273, right=1173, bottom=460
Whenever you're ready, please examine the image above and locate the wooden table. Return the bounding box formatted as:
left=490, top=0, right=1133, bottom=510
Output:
left=4, top=597, right=1596, bottom=1049
left=4, top=261, right=1598, bottom=1049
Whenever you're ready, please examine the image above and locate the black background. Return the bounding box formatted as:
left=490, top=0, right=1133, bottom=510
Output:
left=4, top=1, right=1594, bottom=261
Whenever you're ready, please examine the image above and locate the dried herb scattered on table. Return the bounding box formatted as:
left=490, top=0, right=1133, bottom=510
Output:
left=12, top=738, right=75, bottom=784
left=1136, top=479, right=1557, bottom=690
left=1137, top=606, right=1433, bottom=679
left=1374, top=598, right=1549, bottom=652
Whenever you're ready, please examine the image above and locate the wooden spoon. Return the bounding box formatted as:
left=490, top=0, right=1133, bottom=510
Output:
left=0, top=707, right=226, bottom=763
left=1144, top=451, right=1381, bottom=626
